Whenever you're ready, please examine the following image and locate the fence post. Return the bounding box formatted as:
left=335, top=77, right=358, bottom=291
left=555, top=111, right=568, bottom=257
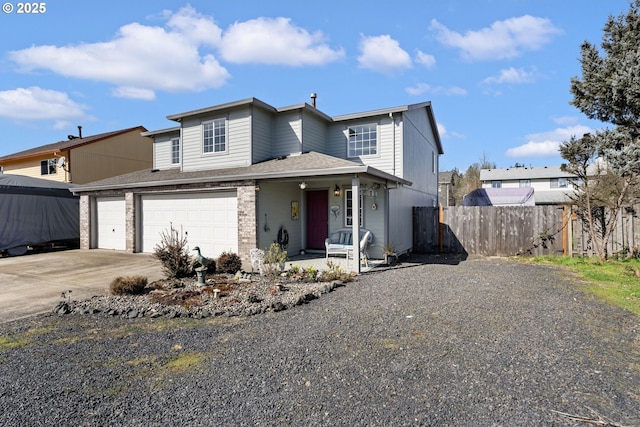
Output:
left=439, top=205, right=444, bottom=253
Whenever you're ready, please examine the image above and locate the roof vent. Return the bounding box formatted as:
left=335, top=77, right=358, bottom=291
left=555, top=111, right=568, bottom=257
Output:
left=310, top=92, right=317, bottom=108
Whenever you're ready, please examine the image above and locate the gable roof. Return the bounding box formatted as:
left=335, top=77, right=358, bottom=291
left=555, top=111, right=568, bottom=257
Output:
left=0, top=126, right=148, bottom=162
left=161, top=98, right=443, bottom=154
left=71, top=151, right=412, bottom=193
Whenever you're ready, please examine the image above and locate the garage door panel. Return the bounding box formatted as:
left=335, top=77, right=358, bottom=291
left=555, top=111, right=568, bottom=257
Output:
left=96, top=197, right=126, bottom=250
left=140, top=192, right=238, bottom=258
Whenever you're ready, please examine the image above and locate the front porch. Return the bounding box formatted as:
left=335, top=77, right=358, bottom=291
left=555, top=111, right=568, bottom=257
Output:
left=285, top=252, right=384, bottom=273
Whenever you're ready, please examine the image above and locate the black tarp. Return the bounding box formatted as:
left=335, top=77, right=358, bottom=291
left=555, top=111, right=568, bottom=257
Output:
left=0, top=174, right=79, bottom=254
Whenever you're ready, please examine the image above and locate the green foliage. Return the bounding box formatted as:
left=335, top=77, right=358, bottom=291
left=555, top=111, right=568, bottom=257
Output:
left=216, top=251, right=242, bottom=274
left=110, top=275, right=148, bottom=296
left=562, top=2, right=640, bottom=260
left=264, top=242, right=287, bottom=265
left=319, top=261, right=354, bottom=283
left=262, top=243, right=288, bottom=279
left=153, top=225, right=193, bottom=279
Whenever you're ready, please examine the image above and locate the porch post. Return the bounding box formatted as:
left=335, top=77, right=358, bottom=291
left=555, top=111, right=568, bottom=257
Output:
left=352, top=175, right=361, bottom=274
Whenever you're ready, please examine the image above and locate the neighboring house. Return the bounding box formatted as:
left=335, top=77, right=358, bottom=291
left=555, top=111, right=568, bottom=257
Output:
left=438, top=170, right=455, bottom=206
left=462, top=187, right=535, bottom=206
left=70, top=98, right=443, bottom=269
left=0, top=126, right=151, bottom=184
left=479, top=165, right=576, bottom=205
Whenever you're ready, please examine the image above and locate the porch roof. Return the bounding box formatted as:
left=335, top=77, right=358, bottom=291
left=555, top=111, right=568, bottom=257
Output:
left=70, top=151, right=412, bottom=194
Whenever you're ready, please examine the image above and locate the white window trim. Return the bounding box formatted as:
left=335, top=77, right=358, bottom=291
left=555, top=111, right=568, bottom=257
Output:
left=346, top=123, right=379, bottom=158
left=202, top=117, right=228, bottom=156
left=41, top=158, right=57, bottom=175
left=345, top=189, right=364, bottom=227
left=171, top=138, right=180, bottom=164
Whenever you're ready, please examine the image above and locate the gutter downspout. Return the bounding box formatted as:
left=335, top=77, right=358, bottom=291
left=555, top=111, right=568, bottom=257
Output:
left=390, top=112, right=396, bottom=176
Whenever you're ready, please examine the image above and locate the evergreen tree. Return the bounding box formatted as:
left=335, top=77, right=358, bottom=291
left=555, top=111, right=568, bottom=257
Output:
left=562, top=1, right=640, bottom=260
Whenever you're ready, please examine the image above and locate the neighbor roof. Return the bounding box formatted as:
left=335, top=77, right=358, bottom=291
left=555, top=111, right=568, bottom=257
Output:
left=71, top=151, right=412, bottom=193
left=480, top=165, right=575, bottom=181
left=0, top=126, right=148, bottom=162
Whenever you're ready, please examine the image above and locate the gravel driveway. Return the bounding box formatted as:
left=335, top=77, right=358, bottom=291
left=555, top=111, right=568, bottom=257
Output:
left=0, top=255, right=638, bottom=426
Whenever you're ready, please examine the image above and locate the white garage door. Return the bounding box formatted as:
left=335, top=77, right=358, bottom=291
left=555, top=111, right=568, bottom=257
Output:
left=96, top=197, right=126, bottom=250
left=140, top=192, right=238, bottom=258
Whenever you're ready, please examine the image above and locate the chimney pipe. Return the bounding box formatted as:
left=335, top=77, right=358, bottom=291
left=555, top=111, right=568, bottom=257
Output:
left=310, top=93, right=317, bottom=108
left=77, top=126, right=82, bottom=138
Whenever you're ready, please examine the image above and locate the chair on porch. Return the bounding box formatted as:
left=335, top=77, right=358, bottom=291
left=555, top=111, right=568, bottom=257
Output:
left=325, top=228, right=372, bottom=268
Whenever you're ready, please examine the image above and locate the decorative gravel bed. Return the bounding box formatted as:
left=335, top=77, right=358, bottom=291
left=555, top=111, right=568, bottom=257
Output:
left=53, top=273, right=348, bottom=319
left=1, top=255, right=639, bottom=426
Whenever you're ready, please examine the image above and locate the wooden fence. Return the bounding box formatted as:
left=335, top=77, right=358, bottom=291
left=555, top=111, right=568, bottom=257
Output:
left=414, top=204, right=640, bottom=257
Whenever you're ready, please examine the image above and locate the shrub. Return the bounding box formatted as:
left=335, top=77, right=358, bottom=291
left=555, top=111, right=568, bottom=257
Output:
left=262, top=243, right=287, bottom=278
left=110, top=275, right=148, bottom=295
left=319, top=261, right=354, bottom=283
left=153, top=225, right=193, bottom=279
left=217, top=251, right=243, bottom=274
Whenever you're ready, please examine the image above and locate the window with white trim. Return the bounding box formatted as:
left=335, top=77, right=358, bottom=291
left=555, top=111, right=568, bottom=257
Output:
left=491, top=180, right=502, bottom=188
left=347, top=124, right=377, bottom=157
left=203, top=118, right=226, bottom=154
left=345, top=189, right=364, bottom=227
left=40, top=159, right=56, bottom=175
left=171, top=138, right=180, bottom=164
left=519, top=179, right=531, bottom=188
left=550, top=178, right=568, bottom=188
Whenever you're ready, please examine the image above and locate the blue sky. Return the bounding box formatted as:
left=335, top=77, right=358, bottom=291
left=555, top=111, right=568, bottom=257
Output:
left=0, top=0, right=632, bottom=171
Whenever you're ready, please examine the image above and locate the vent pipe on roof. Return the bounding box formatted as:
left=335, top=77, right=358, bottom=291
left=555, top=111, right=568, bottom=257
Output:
left=78, top=126, right=82, bottom=139
left=310, top=92, right=317, bottom=108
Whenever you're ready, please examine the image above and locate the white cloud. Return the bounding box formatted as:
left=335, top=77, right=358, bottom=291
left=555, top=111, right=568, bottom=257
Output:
left=0, top=87, right=88, bottom=121
left=112, top=86, right=156, bottom=100
left=429, top=15, right=561, bottom=61
left=219, top=17, right=344, bottom=66
left=415, top=50, right=436, bottom=69
left=552, top=115, right=580, bottom=125
left=506, top=125, right=592, bottom=158
left=406, top=83, right=467, bottom=96
left=358, top=35, right=412, bottom=75
left=9, top=6, right=230, bottom=100
left=483, top=67, right=536, bottom=85
left=437, top=122, right=465, bottom=140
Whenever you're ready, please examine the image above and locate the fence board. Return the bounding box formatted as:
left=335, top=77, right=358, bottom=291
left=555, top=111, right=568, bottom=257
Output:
left=414, top=205, right=567, bottom=256
left=414, top=204, right=640, bottom=257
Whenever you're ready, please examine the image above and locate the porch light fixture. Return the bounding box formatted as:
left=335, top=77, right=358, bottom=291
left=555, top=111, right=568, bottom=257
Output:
left=299, top=182, right=307, bottom=189
left=255, top=184, right=261, bottom=192
left=333, top=185, right=341, bottom=197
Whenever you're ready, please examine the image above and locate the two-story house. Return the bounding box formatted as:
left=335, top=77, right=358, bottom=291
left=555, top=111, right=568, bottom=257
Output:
left=479, top=165, right=576, bottom=205
left=71, top=98, right=443, bottom=270
left=0, top=126, right=151, bottom=185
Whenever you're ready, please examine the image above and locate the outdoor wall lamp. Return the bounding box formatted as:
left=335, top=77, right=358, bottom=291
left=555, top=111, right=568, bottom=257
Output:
left=299, top=182, right=307, bottom=189
left=333, top=185, right=341, bottom=197
left=255, top=184, right=261, bottom=192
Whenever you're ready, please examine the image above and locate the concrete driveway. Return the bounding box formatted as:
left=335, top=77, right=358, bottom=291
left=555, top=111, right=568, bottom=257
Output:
left=0, top=249, right=163, bottom=323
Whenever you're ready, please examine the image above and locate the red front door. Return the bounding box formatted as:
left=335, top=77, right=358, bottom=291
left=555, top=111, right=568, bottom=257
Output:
left=306, top=189, right=328, bottom=249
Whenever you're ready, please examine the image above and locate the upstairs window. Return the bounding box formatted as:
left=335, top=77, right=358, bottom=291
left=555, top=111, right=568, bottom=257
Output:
left=550, top=178, right=568, bottom=188
left=171, top=138, right=180, bottom=164
left=347, top=124, right=377, bottom=157
left=40, top=159, right=56, bottom=175
left=491, top=180, right=502, bottom=188
left=519, top=179, right=531, bottom=188
left=203, top=118, right=226, bottom=154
